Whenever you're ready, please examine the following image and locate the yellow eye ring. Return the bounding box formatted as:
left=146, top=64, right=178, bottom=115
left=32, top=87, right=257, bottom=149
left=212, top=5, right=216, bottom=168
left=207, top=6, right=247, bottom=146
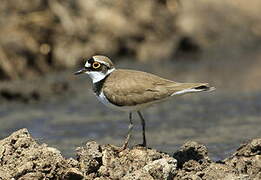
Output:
left=92, top=62, right=101, bottom=69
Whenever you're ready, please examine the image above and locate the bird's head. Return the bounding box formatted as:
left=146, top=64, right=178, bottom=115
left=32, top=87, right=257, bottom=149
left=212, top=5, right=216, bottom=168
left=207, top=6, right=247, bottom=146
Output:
left=74, top=55, right=115, bottom=83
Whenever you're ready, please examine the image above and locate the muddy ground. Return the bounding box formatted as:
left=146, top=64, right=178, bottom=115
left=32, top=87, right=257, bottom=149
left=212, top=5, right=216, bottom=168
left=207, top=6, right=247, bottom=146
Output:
left=0, top=129, right=260, bottom=180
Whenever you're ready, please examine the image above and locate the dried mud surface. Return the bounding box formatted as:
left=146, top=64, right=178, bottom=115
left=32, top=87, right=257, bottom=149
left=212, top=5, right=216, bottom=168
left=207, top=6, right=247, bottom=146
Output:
left=0, top=129, right=260, bottom=180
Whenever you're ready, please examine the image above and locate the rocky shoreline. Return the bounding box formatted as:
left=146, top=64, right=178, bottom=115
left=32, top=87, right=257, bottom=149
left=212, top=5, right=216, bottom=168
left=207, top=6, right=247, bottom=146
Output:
left=0, top=129, right=260, bottom=179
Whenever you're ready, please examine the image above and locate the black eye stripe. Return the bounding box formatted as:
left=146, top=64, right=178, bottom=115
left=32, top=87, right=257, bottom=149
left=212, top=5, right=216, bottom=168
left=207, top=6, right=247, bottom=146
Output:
left=88, top=57, right=94, bottom=64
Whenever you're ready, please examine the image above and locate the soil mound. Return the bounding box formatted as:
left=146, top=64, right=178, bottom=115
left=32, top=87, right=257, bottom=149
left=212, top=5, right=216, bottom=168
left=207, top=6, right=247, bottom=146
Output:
left=0, top=129, right=260, bottom=179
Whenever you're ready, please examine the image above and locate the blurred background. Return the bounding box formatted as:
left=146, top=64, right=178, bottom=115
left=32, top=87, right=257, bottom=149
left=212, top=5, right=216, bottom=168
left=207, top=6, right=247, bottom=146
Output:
left=0, top=0, right=261, bottom=160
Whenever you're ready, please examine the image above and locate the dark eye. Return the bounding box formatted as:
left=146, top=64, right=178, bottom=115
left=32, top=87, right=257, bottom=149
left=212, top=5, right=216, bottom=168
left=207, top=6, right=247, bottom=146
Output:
left=92, top=62, right=101, bottom=69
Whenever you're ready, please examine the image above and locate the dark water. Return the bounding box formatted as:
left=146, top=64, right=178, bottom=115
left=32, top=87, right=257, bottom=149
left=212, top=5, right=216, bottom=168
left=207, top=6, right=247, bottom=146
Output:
left=0, top=57, right=261, bottom=161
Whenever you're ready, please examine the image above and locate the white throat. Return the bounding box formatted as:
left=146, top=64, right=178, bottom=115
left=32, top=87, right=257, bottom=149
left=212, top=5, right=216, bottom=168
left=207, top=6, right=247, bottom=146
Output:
left=86, top=68, right=115, bottom=83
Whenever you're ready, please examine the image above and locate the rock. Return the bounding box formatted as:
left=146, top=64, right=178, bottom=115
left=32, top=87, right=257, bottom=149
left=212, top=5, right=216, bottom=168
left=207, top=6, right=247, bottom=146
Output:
left=142, top=157, right=177, bottom=179
left=63, top=168, right=84, bottom=180
left=173, top=141, right=211, bottom=169
left=0, top=129, right=73, bottom=179
left=224, top=138, right=261, bottom=179
left=200, top=163, right=241, bottom=180
left=78, top=144, right=177, bottom=179
left=76, top=141, right=102, bottom=174
left=0, top=129, right=261, bottom=179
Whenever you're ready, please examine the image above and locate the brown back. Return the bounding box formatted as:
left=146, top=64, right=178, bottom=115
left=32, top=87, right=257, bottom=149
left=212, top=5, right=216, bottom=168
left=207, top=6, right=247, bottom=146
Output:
left=102, top=69, right=182, bottom=106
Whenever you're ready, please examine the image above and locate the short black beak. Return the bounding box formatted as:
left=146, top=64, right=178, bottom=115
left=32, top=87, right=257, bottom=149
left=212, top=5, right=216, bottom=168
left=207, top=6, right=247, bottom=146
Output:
left=74, top=68, right=87, bottom=75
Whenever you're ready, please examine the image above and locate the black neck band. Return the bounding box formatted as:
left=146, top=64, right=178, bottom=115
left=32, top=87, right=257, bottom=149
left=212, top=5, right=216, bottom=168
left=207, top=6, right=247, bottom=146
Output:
left=93, top=74, right=110, bottom=96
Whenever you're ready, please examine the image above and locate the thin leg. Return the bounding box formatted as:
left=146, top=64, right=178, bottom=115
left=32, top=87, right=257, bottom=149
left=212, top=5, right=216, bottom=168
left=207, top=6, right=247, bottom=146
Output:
left=122, top=112, right=133, bottom=149
left=137, top=111, right=146, bottom=147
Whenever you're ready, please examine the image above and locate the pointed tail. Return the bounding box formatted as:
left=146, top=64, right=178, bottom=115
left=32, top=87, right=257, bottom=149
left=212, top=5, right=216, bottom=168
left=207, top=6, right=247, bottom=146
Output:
left=171, top=83, right=215, bottom=96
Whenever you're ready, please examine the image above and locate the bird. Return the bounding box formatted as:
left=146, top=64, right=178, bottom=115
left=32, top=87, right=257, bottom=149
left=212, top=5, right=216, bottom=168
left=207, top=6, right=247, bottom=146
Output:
left=74, top=55, right=214, bottom=150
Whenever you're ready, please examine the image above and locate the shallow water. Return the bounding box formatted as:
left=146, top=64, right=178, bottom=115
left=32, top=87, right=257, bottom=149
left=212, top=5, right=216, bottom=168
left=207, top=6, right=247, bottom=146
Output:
left=0, top=56, right=261, bottom=160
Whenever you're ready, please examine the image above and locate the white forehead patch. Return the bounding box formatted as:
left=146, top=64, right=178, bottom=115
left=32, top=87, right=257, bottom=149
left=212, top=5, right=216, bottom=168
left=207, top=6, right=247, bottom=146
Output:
left=84, top=61, right=91, bottom=67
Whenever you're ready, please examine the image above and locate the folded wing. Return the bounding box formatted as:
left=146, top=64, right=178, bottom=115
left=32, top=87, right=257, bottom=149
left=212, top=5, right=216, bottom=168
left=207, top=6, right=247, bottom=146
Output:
left=103, top=69, right=214, bottom=107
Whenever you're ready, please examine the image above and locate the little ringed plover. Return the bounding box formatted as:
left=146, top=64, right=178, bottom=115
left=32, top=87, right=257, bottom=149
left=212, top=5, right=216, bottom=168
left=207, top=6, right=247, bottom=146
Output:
left=75, top=55, right=215, bottom=149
